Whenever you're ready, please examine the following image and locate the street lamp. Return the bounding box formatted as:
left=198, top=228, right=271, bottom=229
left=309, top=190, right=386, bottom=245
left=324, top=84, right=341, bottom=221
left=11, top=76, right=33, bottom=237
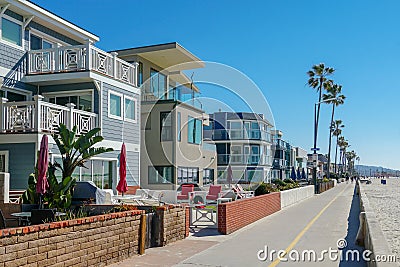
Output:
left=312, top=97, right=337, bottom=194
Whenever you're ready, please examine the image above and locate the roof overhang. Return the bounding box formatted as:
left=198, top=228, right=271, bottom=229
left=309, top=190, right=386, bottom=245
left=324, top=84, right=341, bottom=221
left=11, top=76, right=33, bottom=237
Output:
left=113, top=42, right=205, bottom=71
left=169, top=71, right=200, bottom=92
left=1, top=0, right=99, bottom=43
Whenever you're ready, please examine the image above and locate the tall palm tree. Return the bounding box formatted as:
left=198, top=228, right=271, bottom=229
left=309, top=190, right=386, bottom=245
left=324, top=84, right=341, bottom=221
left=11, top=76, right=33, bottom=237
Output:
left=307, top=63, right=335, bottom=142
left=338, top=137, right=349, bottom=176
left=332, top=120, right=344, bottom=174
left=323, top=84, right=345, bottom=178
left=345, top=150, right=357, bottom=176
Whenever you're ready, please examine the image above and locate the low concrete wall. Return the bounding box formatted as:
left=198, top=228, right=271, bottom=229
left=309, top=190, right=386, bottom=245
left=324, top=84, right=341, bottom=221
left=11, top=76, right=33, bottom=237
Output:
left=280, top=185, right=314, bottom=209
left=356, top=183, right=397, bottom=267
left=218, top=192, right=281, bottom=234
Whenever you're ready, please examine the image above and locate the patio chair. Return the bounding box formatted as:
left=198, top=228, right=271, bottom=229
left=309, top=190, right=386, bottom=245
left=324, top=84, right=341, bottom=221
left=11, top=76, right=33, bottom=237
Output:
left=177, top=184, right=194, bottom=203
left=0, top=209, right=19, bottom=229
left=205, top=185, right=222, bottom=203
left=237, top=184, right=255, bottom=198
left=30, top=209, right=55, bottom=225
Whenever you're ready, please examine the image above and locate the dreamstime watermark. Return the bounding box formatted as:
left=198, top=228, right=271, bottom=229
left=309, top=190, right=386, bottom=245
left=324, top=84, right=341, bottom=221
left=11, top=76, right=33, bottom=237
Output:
left=257, top=238, right=397, bottom=263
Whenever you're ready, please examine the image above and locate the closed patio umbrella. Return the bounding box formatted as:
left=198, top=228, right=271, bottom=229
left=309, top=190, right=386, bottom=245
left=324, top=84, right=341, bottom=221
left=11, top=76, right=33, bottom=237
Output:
left=227, top=165, right=233, bottom=186
left=297, top=168, right=301, bottom=180
left=116, top=143, right=128, bottom=196
left=290, top=166, right=296, bottom=180
left=302, top=168, right=307, bottom=180
left=37, top=135, right=49, bottom=209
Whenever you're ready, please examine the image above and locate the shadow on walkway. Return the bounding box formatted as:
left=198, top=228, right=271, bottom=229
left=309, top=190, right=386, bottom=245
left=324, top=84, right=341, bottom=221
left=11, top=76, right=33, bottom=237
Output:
left=339, top=185, right=366, bottom=267
left=190, top=227, right=221, bottom=237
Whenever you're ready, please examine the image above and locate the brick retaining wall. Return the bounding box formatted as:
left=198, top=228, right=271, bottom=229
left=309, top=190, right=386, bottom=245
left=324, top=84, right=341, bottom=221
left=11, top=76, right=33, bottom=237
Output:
left=217, top=192, right=281, bottom=234
left=156, top=206, right=186, bottom=246
left=0, top=210, right=144, bottom=266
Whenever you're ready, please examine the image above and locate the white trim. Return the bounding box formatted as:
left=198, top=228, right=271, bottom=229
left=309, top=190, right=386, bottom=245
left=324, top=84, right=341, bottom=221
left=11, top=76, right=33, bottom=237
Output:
left=5, top=0, right=99, bottom=42
left=0, top=4, right=10, bottom=16
left=123, top=95, right=137, bottom=123
left=21, top=69, right=140, bottom=94
left=108, top=90, right=123, bottom=121
left=90, top=72, right=140, bottom=94
left=0, top=14, right=24, bottom=49
left=0, top=150, right=9, bottom=172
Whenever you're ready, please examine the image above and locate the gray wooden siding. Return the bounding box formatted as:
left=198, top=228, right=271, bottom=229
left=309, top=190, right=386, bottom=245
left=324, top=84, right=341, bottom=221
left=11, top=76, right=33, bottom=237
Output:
left=102, top=83, right=140, bottom=145
left=0, top=143, right=35, bottom=190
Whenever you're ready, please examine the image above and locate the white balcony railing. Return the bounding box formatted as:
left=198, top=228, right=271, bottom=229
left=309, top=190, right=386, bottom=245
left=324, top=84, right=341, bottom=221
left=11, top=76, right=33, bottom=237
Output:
left=27, top=42, right=138, bottom=86
left=0, top=95, right=97, bottom=135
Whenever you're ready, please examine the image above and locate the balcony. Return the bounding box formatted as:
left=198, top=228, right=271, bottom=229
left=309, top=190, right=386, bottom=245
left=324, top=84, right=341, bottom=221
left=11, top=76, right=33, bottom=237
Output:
left=27, top=43, right=137, bottom=86
left=141, top=92, right=203, bottom=110
left=217, top=154, right=272, bottom=165
left=0, top=95, right=97, bottom=135
left=273, top=159, right=287, bottom=169
left=212, top=129, right=271, bottom=141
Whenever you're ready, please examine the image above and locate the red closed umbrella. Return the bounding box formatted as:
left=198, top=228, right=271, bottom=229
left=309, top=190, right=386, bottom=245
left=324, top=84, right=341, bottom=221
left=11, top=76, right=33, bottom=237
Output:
left=37, top=135, right=49, bottom=208
left=116, top=143, right=128, bottom=195
left=227, top=165, right=233, bottom=187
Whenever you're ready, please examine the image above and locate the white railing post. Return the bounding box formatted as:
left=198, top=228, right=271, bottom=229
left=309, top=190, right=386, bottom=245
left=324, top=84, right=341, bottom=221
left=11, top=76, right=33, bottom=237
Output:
left=111, top=52, right=118, bottom=79
left=85, top=39, right=92, bottom=71
left=33, top=95, right=44, bottom=132
left=54, top=45, right=60, bottom=72
left=132, top=61, right=139, bottom=87
left=66, top=103, right=75, bottom=130
left=0, top=97, right=8, bottom=132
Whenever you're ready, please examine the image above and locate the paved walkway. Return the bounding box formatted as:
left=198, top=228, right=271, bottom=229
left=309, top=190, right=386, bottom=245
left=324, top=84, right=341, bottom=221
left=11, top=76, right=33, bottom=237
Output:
left=110, top=182, right=365, bottom=267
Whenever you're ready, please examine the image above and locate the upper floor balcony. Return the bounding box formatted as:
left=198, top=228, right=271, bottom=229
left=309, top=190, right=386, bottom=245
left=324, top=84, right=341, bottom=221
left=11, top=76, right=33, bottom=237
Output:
left=212, top=129, right=271, bottom=142
left=26, top=43, right=137, bottom=86
left=217, top=154, right=272, bottom=166
left=0, top=95, right=96, bottom=135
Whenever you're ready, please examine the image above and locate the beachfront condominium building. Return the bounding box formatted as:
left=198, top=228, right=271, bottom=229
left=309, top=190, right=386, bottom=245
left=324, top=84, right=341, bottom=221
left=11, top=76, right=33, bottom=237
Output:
left=203, top=112, right=273, bottom=184
left=114, top=43, right=217, bottom=190
left=0, top=0, right=140, bottom=191
left=295, top=146, right=308, bottom=179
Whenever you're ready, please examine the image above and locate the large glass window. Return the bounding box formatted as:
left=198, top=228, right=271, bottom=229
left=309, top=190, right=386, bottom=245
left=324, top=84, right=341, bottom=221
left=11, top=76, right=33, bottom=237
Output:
left=148, top=166, right=174, bottom=184
left=48, top=92, right=92, bottom=112
left=109, top=92, right=122, bottom=118
left=203, top=169, right=214, bottom=185
left=124, top=97, right=136, bottom=122
left=150, top=69, right=166, bottom=99
left=1, top=17, right=22, bottom=46
left=160, top=112, right=172, bottom=141
left=177, top=167, right=199, bottom=184
left=53, top=157, right=114, bottom=189
left=188, top=116, right=202, bottom=144
left=30, top=34, right=52, bottom=50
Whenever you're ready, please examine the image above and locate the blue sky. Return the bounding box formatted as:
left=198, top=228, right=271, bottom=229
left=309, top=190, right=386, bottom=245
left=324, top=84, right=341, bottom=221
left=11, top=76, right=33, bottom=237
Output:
left=33, top=0, right=400, bottom=169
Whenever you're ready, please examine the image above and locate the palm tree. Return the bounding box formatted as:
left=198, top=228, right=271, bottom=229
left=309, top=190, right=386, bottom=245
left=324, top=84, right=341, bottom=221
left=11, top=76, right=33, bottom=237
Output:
left=345, top=150, right=358, bottom=176
left=338, top=137, right=349, bottom=176
left=332, top=120, right=344, bottom=174
left=323, top=84, right=345, bottom=178
left=307, top=63, right=335, bottom=143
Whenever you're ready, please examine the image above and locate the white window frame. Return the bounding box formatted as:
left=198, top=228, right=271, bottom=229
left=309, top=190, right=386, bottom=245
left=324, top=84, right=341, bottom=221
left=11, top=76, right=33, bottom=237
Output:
left=123, top=95, right=137, bottom=123
left=108, top=90, right=123, bottom=120
left=0, top=14, right=24, bottom=50
left=0, top=151, right=9, bottom=172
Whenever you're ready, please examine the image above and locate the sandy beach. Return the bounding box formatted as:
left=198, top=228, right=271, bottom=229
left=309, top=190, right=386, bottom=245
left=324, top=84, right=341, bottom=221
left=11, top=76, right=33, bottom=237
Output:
left=361, top=178, right=400, bottom=263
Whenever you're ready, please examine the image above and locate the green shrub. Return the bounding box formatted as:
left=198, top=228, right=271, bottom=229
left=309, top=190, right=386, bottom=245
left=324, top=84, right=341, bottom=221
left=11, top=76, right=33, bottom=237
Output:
left=255, top=182, right=279, bottom=196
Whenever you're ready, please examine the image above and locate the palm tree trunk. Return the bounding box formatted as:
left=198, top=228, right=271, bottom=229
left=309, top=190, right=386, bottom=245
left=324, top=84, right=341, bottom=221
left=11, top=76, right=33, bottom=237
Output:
left=334, top=137, right=339, bottom=174
left=327, top=105, right=335, bottom=179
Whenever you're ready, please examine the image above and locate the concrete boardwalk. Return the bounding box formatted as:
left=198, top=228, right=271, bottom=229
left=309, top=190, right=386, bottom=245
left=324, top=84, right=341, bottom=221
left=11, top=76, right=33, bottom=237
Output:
left=111, top=182, right=365, bottom=267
